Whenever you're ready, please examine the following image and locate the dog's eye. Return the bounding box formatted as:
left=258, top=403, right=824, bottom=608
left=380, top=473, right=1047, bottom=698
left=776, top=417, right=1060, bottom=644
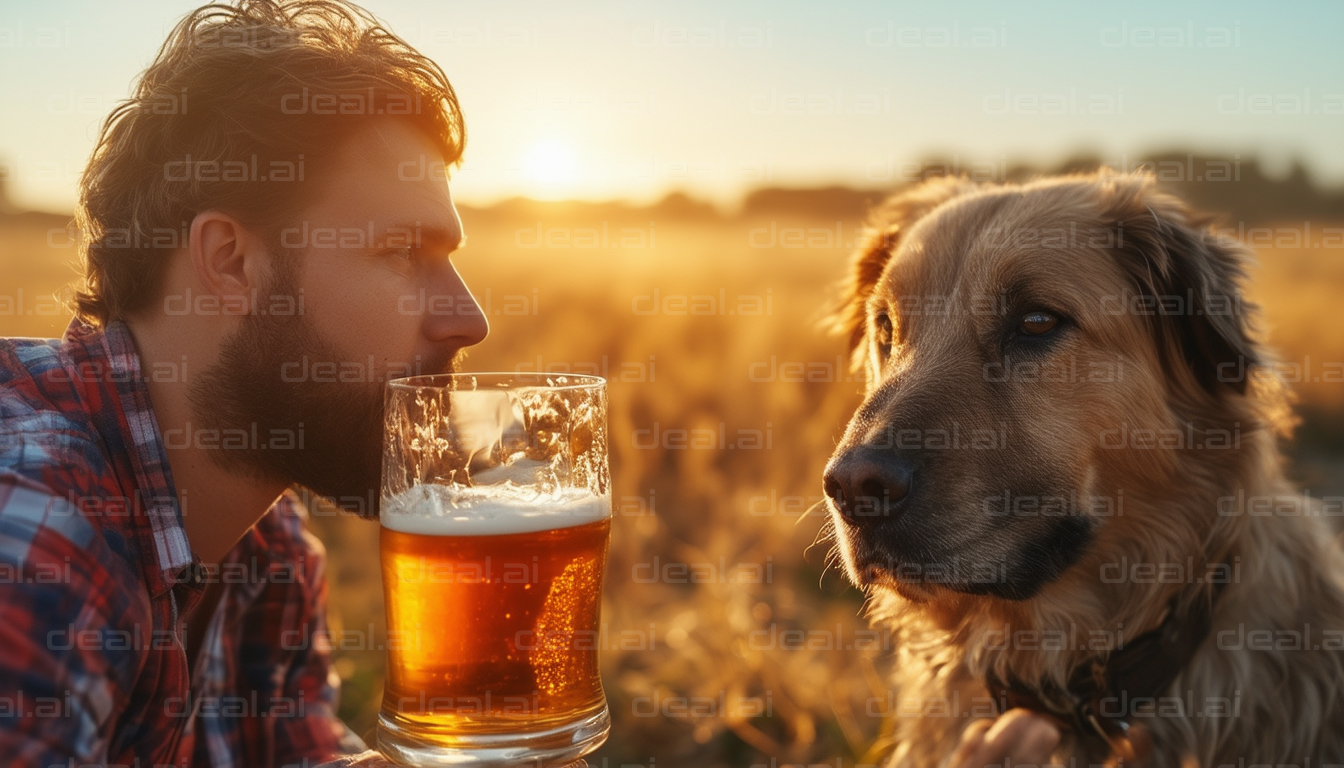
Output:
left=874, top=311, right=894, bottom=356
left=1019, top=311, right=1059, bottom=336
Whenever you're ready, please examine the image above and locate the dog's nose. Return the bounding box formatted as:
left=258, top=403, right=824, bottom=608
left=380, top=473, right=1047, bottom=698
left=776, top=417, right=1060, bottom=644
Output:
left=823, top=447, right=913, bottom=525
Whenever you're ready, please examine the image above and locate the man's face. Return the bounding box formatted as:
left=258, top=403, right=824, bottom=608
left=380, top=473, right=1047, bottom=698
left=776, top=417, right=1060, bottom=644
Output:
left=191, top=119, right=488, bottom=517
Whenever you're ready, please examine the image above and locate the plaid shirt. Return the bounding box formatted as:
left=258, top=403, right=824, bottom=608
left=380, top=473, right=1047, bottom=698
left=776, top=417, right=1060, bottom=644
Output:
left=0, top=319, right=374, bottom=766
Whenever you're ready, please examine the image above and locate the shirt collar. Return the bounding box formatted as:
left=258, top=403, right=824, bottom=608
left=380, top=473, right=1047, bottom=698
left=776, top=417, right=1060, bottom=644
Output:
left=62, top=318, right=197, bottom=597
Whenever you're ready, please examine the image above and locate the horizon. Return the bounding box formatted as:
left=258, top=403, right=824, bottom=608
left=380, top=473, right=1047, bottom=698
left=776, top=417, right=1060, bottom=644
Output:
left=3, top=148, right=1340, bottom=222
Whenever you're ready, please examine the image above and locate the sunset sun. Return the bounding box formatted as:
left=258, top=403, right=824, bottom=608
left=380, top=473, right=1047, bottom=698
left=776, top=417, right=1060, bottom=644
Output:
left=521, top=139, right=579, bottom=196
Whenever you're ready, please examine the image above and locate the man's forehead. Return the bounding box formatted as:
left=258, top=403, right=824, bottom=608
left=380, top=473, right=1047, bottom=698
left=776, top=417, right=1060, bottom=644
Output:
left=303, top=119, right=461, bottom=240
left=337, top=118, right=443, bottom=167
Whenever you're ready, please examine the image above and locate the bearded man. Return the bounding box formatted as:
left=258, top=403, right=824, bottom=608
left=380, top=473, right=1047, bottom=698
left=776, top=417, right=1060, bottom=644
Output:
left=0, top=1, right=486, bottom=763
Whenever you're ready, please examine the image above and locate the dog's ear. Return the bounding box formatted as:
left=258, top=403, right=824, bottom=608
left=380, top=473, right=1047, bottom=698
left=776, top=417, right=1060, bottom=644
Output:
left=1101, top=173, right=1262, bottom=399
left=831, top=176, right=980, bottom=379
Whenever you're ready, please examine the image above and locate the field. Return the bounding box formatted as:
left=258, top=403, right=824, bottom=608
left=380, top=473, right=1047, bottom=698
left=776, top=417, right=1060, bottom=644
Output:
left=3, top=176, right=1344, bottom=766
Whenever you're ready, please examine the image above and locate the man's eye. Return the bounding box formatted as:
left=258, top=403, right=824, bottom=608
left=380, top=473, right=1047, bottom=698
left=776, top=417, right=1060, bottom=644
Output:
left=384, top=246, right=415, bottom=262
left=1019, top=311, right=1059, bottom=336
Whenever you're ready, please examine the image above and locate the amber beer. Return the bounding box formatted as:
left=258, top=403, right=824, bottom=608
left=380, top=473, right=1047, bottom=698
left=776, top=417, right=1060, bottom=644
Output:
left=378, top=372, right=611, bottom=766
left=379, top=493, right=610, bottom=731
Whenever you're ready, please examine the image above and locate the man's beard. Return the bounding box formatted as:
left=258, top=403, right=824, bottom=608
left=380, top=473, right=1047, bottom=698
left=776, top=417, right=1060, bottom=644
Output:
left=187, top=260, right=458, bottom=519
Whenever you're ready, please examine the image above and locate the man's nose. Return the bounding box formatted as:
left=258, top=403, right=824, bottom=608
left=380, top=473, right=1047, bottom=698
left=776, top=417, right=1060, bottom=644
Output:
left=421, top=263, right=489, bottom=348
left=823, top=446, right=914, bottom=526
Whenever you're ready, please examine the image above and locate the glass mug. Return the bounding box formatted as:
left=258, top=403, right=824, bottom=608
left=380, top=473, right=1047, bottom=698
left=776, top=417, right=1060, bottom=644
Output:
left=377, top=373, right=611, bottom=766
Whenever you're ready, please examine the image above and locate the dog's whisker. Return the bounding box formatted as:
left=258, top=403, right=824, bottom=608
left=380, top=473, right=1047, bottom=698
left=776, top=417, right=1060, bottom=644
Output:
left=816, top=543, right=853, bottom=591
left=793, top=498, right=831, bottom=528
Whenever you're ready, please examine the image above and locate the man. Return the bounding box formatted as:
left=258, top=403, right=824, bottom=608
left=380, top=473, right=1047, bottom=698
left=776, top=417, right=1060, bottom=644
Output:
left=0, top=0, right=485, bottom=763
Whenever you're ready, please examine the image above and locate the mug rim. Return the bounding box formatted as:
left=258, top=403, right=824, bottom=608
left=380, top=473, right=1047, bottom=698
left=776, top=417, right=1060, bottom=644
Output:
left=385, top=371, right=606, bottom=393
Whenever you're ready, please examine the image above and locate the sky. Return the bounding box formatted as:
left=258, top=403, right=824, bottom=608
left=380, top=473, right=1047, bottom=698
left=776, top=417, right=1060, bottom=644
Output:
left=0, top=0, right=1341, bottom=212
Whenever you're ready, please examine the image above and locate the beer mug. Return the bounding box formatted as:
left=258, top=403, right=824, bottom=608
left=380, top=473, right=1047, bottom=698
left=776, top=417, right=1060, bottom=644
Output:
left=377, top=373, right=611, bottom=766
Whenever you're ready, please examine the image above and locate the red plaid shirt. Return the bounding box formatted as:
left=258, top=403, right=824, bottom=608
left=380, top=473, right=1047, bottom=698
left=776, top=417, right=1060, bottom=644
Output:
left=0, top=319, right=371, bottom=766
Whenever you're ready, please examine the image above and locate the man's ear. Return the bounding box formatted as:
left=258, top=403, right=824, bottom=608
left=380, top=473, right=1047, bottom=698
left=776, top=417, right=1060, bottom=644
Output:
left=1101, top=173, right=1262, bottom=399
left=189, top=210, right=272, bottom=315
left=829, top=176, right=980, bottom=380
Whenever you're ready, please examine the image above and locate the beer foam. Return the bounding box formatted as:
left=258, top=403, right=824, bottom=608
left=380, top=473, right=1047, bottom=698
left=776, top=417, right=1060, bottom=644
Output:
left=380, top=483, right=611, bottom=536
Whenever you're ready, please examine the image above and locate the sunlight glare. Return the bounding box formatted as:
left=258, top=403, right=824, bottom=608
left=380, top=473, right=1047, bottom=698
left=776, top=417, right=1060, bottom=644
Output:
left=521, top=139, right=580, bottom=196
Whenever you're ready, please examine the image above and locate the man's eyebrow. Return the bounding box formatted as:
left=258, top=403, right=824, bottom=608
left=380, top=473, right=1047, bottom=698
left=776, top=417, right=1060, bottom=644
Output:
left=384, top=224, right=463, bottom=251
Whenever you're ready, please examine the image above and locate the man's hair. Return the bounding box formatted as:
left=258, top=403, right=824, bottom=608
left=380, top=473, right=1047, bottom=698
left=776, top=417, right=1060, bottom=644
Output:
left=72, top=0, right=465, bottom=326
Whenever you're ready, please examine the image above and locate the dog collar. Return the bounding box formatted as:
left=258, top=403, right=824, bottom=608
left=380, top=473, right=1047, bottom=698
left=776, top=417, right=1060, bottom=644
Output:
left=984, top=580, right=1226, bottom=762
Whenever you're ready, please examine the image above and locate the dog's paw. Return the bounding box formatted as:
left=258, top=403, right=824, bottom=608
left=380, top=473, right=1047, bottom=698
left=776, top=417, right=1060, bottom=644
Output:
left=949, top=709, right=1060, bottom=768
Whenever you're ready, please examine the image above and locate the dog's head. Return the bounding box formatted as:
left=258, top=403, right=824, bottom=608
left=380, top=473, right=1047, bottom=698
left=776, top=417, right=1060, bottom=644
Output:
left=823, top=171, right=1272, bottom=605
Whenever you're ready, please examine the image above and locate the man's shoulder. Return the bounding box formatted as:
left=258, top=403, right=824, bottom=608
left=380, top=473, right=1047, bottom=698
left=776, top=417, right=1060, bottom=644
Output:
left=0, top=334, right=157, bottom=633
left=0, top=334, right=63, bottom=372
left=0, top=334, right=70, bottom=402
left=0, top=473, right=159, bottom=754
left=0, top=334, right=117, bottom=495
left=0, top=473, right=156, bottom=649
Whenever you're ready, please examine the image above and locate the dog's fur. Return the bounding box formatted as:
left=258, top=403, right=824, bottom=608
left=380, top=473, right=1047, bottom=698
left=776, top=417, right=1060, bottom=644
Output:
left=823, top=171, right=1344, bottom=766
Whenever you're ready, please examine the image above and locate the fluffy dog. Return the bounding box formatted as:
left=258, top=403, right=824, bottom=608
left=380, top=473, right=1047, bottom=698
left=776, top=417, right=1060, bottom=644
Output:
left=822, top=171, right=1344, bottom=766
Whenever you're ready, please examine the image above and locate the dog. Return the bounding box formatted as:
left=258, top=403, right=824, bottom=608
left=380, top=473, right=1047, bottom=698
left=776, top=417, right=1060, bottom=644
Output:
left=821, top=170, right=1344, bottom=766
